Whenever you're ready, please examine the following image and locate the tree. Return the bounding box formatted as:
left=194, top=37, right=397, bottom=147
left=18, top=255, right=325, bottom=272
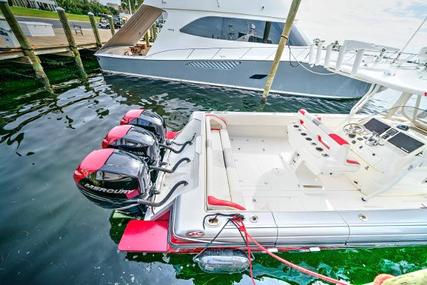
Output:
left=56, top=0, right=118, bottom=16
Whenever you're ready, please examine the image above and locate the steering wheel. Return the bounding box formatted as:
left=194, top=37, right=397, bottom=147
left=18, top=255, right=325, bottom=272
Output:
left=342, top=123, right=366, bottom=137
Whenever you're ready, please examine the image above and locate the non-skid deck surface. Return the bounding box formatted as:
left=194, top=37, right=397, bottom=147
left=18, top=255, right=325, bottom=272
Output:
left=227, top=135, right=427, bottom=211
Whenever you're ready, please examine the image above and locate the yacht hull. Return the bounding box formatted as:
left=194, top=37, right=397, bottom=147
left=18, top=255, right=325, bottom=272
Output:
left=96, top=55, right=373, bottom=99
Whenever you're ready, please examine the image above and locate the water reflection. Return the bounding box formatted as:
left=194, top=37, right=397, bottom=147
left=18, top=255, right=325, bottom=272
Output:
left=1, top=73, right=357, bottom=151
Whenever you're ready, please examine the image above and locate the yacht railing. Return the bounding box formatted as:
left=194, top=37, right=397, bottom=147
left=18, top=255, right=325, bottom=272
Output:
left=143, top=44, right=422, bottom=71
left=143, top=45, right=312, bottom=61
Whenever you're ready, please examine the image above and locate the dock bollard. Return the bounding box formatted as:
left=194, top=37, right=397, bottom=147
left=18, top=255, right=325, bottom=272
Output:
left=107, top=15, right=115, bottom=36
left=88, top=12, right=102, bottom=48
left=56, top=7, right=87, bottom=80
left=0, top=0, right=53, bottom=94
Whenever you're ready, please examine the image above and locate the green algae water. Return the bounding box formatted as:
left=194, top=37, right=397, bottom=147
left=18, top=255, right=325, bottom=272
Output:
left=0, top=73, right=426, bottom=285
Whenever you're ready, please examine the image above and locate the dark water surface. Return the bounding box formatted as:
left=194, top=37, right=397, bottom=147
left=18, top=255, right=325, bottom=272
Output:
left=0, top=74, right=426, bottom=285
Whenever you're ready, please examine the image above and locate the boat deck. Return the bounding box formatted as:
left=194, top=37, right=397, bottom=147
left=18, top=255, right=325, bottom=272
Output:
left=205, top=113, right=427, bottom=212
left=151, top=112, right=427, bottom=247
left=228, top=134, right=427, bottom=211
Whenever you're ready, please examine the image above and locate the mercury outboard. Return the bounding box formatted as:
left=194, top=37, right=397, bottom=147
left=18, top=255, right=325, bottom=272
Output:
left=102, top=123, right=195, bottom=168
left=101, top=125, right=161, bottom=167
left=120, top=109, right=166, bottom=144
left=73, top=148, right=188, bottom=216
left=73, top=148, right=151, bottom=215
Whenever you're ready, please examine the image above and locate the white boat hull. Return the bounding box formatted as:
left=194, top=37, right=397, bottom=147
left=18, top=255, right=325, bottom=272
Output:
left=147, top=111, right=427, bottom=250
left=97, top=55, right=374, bottom=99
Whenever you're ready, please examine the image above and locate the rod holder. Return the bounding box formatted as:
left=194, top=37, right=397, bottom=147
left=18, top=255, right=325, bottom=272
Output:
left=324, top=44, right=333, bottom=67
left=308, top=44, right=315, bottom=65
left=315, top=43, right=323, bottom=66
left=352, top=49, right=365, bottom=75
left=335, top=46, right=345, bottom=70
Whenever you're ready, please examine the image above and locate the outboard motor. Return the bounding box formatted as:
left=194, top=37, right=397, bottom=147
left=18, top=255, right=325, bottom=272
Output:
left=73, top=148, right=151, bottom=216
left=101, top=125, right=161, bottom=167
left=74, top=149, right=190, bottom=216
left=120, top=109, right=166, bottom=144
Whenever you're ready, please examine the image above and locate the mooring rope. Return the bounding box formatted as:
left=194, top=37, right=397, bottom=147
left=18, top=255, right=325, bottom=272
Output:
left=230, top=216, right=349, bottom=285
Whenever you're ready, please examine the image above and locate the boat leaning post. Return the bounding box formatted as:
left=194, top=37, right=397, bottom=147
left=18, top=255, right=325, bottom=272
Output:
left=262, top=0, right=302, bottom=101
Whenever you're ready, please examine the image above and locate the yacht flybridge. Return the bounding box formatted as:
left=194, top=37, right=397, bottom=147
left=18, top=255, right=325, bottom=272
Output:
left=74, top=53, right=427, bottom=274
left=96, top=0, right=380, bottom=99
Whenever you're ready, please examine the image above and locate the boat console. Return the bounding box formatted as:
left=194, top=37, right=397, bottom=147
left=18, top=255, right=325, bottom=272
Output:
left=342, top=117, right=426, bottom=198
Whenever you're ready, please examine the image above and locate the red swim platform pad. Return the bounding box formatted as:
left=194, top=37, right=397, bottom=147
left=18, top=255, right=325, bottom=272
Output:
left=119, top=220, right=169, bottom=253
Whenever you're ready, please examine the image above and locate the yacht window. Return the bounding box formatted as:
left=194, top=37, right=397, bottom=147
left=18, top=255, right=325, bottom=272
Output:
left=180, top=16, right=308, bottom=46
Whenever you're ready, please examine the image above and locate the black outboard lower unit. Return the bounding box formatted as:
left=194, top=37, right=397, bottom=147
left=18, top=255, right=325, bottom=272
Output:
left=73, top=148, right=151, bottom=216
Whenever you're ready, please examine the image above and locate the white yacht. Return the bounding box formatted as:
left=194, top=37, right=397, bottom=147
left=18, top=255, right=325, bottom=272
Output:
left=96, top=0, right=376, bottom=99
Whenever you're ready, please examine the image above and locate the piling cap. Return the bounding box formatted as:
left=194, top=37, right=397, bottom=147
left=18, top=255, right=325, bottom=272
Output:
left=56, top=7, right=65, bottom=12
left=88, top=12, right=94, bottom=16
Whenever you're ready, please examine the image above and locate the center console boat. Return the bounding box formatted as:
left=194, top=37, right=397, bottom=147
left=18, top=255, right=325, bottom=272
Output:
left=75, top=47, right=427, bottom=275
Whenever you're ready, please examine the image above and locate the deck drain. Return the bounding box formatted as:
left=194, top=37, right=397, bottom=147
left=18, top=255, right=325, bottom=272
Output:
left=358, top=213, right=368, bottom=221
left=249, top=216, right=258, bottom=223
left=207, top=217, right=220, bottom=227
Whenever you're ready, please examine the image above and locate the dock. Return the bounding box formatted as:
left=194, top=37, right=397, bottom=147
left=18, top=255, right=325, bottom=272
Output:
left=0, top=27, right=112, bottom=60
left=0, top=0, right=132, bottom=93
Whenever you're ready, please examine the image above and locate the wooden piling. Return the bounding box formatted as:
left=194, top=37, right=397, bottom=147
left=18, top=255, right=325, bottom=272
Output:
left=144, top=32, right=150, bottom=47
left=0, top=0, right=53, bottom=93
left=107, top=15, right=115, bottom=36
left=88, top=12, right=102, bottom=48
left=153, top=24, right=158, bottom=41
left=150, top=24, right=157, bottom=42
left=261, top=0, right=301, bottom=101
left=56, top=7, right=87, bottom=80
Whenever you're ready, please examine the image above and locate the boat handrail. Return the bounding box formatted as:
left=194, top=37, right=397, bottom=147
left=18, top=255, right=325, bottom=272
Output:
left=144, top=44, right=420, bottom=68
left=145, top=45, right=311, bottom=60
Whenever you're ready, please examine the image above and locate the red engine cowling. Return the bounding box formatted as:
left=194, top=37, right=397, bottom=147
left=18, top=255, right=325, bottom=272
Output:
left=73, top=148, right=151, bottom=215
left=101, top=125, right=161, bottom=166
left=120, top=109, right=167, bottom=144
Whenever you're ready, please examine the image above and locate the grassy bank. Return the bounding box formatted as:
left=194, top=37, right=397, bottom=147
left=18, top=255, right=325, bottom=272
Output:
left=1, top=6, right=99, bottom=22
left=0, top=50, right=100, bottom=97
